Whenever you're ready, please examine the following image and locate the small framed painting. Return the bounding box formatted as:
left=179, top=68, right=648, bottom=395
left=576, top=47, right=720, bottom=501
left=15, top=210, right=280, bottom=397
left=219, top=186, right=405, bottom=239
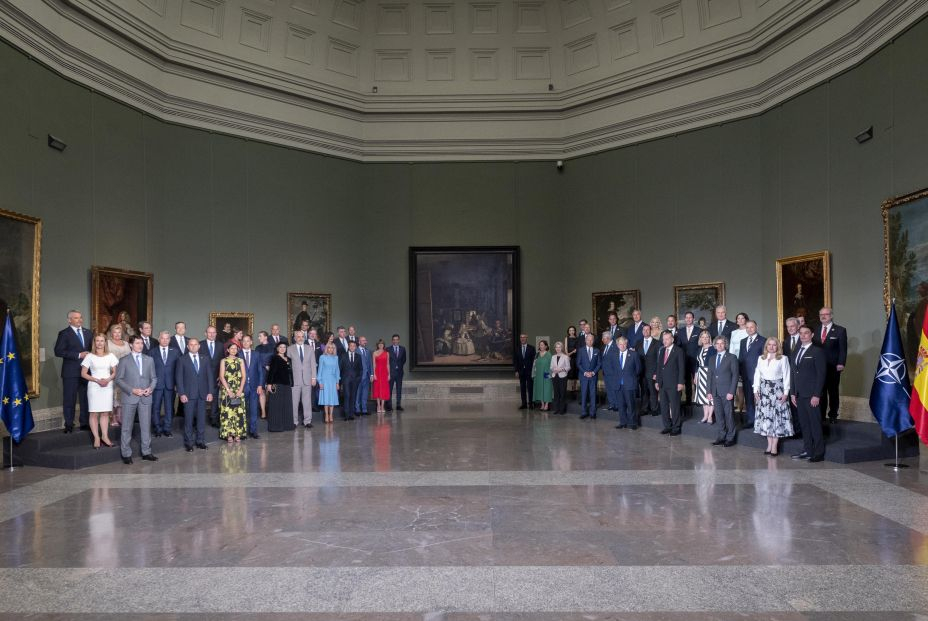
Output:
left=591, top=289, right=641, bottom=337
left=674, top=282, right=725, bottom=327
left=775, top=251, right=831, bottom=340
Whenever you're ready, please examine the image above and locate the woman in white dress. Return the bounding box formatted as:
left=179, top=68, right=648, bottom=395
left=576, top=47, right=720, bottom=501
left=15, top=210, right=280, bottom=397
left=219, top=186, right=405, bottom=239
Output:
left=753, top=337, right=794, bottom=457
left=80, top=334, right=118, bottom=448
left=107, top=324, right=131, bottom=427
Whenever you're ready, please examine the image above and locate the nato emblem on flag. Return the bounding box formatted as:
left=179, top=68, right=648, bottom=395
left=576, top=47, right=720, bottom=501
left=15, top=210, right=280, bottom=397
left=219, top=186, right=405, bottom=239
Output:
left=0, top=310, right=35, bottom=443
left=870, top=302, right=914, bottom=438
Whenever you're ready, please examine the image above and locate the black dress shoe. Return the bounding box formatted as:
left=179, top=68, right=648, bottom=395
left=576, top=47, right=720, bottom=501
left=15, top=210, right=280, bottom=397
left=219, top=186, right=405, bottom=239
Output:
left=723, top=441, right=736, bottom=447
left=669, top=431, right=681, bottom=436
left=250, top=432, right=260, bottom=439
left=615, top=424, right=627, bottom=429
left=122, top=456, right=133, bottom=465
left=791, top=452, right=810, bottom=460
left=141, top=454, right=158, bottom=461
left=347, top=416, right=355, bottom=421
left=630, top=426, right=638, bottom=430
left=651, top=411, right=660, bottom=417
left=660, top=429, right=671, bottom=435
left=763, top=451, right=771, bottom=455
left=579, top=413, right=589, bottom=419
left=305, top=424, right=313, bottom=429
left=808, top=456, right=825, bottom=463
left=63, top=425, right=73, bottom=434
left=312, top=407, right=321, bottom=413
left=711, top=440, right=725, bottom=446
left=196, top=443, right=208, bottom=450
left=742, top=423, right=754, bottom=430
left=518, top=405, right=528, bottom=410
left=396, top=406, right=404, bottom=412
left=163, top=431, right=173, bottom=438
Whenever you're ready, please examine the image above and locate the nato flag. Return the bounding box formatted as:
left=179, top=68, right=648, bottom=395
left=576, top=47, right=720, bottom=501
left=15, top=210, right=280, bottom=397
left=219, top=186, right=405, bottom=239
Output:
left=870, top=302, right=914, bottom=438
left=0, top=310, right=35, bottom=443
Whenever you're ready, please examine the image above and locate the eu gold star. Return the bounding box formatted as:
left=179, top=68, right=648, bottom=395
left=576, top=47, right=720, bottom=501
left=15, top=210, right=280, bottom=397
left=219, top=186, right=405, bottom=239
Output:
left=13, top=398, right=21, bottom=406
left=23, top=395, right=29, bottom=402
left=6, top=352, right=13, bottom=360
left=1, top=397, right=8, bottom=405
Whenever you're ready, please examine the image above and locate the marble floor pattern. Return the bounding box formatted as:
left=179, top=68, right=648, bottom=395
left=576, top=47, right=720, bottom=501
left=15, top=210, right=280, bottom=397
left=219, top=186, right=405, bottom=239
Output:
left=2, top=402, right=928, bottom=620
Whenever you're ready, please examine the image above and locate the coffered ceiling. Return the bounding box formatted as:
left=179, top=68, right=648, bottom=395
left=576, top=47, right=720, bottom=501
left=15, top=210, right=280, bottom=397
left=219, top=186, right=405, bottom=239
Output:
left=1, top=0, right=925, bottom=160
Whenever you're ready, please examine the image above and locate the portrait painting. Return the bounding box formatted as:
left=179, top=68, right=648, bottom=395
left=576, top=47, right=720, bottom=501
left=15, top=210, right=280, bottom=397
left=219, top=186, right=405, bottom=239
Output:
left=883, top=187, right=928, bottom=370
left=775, top=251, right=831, bottom=341
left=591, top=289, right=641, bottom=337
left=0, top=209, right=41, bottom=396
left=209, top=312, right=255, bottom=343
left=410, top=246, right=519, bottom=370
left=674, top=282, right=725, bottom=328
left=90, top=266, right=153, bottom=338
left=287, top=292, right=331, bottom=337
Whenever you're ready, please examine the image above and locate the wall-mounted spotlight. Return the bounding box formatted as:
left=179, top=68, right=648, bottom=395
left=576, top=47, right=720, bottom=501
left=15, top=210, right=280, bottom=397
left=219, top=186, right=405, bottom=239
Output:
left=855, top=126, right=873, bottom=144
left=47, top=134, right=67, bottom=152
left=556, top=160, right=564, bottom=172
left=372, top=86, right=379, bottom=94
left=548, top=83, right=554, bottom=91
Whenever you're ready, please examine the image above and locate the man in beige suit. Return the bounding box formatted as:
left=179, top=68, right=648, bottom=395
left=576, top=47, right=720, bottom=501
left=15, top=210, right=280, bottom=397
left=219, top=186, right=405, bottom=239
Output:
left=288, top=330, right=317, bottom=428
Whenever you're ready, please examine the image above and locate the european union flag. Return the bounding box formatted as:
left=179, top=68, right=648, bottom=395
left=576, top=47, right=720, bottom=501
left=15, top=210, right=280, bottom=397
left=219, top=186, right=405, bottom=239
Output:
left=870, top=302, right=914, bottom=438
left=0, top=310, right=35, bottom=443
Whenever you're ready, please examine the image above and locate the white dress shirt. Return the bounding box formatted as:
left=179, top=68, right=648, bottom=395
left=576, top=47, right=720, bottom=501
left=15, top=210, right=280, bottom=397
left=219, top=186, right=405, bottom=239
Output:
left=753, top=355, right=791, bottom=394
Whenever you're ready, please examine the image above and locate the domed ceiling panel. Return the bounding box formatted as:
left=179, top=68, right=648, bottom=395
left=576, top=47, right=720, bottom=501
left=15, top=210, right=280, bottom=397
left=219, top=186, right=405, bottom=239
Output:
left=0, top=0, right=925, bottom=159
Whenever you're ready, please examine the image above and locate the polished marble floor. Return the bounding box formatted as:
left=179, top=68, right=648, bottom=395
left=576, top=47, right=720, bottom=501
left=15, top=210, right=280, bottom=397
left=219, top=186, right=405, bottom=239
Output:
left=2, top=402, right=928, bottom=620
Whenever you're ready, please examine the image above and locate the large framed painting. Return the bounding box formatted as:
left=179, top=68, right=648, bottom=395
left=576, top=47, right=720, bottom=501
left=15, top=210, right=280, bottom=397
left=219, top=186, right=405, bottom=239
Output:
left=209, top=312, right=255, bottom=342
left=0, top=209, right=41, bottom=396
left=591, top=289, right=641, bottom=337
left=775, top=251, right=831, bottom=341
left=674, top=282, right=725, bottom=327
left=410, top=246, right=519, bottom=370
left=90, top=266, right=153, bottom=337
left=286, top=292, right=331, bottom=337
left=883, top=186, right=928, bottom=370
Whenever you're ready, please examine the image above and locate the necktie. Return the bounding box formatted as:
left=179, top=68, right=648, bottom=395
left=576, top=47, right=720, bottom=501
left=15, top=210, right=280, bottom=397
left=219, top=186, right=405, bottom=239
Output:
left=792, top=336, right=798, bottom=350
left=748, top=337, right=754, bottom=348
left=135, top=354, right=142, bottom=375
left=718, top=321, right=724, bottom=334
left=76, top=328, right=84, bottom=348
left=245, top=350, right=250, bottom=367
left=144, top=337, right=149, bottom=349
left=522, top=345, right=526, bottom=357
left=350, top=352, right=354, bottom=363
left=620, top=352, right=625, bottom=369
left=663, top=348, right=670, bottom=364
left=588, top=347, right=592, bottom=360
left=274, top=335, right=279, bottom=343
left=162, top=347, right=167, bottom=363
left=394, top=345, right=398, bottom=356
left=795, top=346, right=805, bottom=365
left=605, top=344, right=610, bottom=355
left=193, top=355, right=199, bottom=373
left=643, top=340, right=648, bottom=354
left=209, top=341, right=214, bottom=357
left=299, top=345, right=304, bottom=362
left=821, top=326, right=828, bottom=342
left=717, top=353, right=722, bottom=368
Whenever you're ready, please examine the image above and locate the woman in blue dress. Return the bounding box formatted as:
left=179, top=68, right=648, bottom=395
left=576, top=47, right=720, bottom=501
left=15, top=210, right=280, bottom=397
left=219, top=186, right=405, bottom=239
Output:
left=317, top=342, right=341, bottom=424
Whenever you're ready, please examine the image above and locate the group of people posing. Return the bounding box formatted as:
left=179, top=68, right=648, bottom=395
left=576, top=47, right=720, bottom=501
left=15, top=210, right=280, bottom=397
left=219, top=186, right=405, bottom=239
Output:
left=514, top=305, right=848, bottom=462
left=54, top=310, right=408, bottom=464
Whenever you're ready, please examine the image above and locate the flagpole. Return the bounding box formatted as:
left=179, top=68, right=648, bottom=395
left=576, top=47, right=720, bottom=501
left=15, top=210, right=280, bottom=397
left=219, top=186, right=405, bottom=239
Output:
left=7, top=435, right=13, bottom=472
left=885, top=433, right=910, bottom=471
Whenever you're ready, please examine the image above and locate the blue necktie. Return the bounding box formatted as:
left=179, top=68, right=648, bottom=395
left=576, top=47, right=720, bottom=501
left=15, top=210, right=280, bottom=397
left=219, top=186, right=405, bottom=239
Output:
left=209, top=341, right=214, bottom=358
left=717, top=353, right=722, bottom=368
left=135, top=354, right=142, bottom=375
left=193, top=355, right=199, bottom=373
left=620, top=352, right=625, bottom=369
left=76, top=328, right=84, bottom=348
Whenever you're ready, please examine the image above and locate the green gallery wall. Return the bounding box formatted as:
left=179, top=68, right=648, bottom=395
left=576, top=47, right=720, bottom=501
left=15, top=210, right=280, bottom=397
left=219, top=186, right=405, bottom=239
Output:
left=1, top=16, right=927, bottom=410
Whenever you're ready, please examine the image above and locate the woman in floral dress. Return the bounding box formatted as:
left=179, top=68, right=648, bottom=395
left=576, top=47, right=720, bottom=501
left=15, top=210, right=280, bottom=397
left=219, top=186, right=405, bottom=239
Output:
left=219, top=342, right=247, bottom=443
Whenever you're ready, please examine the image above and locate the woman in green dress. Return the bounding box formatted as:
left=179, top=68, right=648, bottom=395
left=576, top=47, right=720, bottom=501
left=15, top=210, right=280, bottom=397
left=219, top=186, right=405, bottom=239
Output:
left=532, top=340, right=553, bottom=411
left=219, top=342, right=247, bottom=443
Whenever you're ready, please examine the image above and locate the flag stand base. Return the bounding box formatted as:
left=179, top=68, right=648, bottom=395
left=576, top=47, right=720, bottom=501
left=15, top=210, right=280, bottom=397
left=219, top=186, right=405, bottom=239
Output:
left=884, top=462, right=910, bottom=471
left=4, top=436, right=21, bottom=471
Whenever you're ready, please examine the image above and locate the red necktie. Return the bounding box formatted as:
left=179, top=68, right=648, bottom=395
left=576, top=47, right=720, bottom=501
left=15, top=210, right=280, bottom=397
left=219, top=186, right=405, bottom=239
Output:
left=663, top=349, right=670, bottom=364
left=821, top=326, right=827, bottom=342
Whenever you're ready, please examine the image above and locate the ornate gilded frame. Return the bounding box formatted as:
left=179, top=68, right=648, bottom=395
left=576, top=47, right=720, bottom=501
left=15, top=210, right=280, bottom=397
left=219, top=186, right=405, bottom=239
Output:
left=591, top=289, right=641, bottom=337
left=208, top=312, right=255, bottom=338
left=90, top=266, right=154, bottom=336
left=673, top=282, right=725, bottom=324
left=286, top=292, right=332, bottom=337
left=0, top=208, right=41, bottom=397
left=882, top=186, right=928, bottom=313
left=775, top=251, right=831, bottom=341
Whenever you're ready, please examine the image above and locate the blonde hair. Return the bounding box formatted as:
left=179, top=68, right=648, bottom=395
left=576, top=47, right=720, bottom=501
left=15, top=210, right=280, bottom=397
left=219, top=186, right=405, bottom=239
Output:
left=325, top=343, right=336, bottom=355
left=698, top=330, right=712, bottom=345
left=763, top=337, right=783, bottom=360
left=649, top=316, right=663, bottom=331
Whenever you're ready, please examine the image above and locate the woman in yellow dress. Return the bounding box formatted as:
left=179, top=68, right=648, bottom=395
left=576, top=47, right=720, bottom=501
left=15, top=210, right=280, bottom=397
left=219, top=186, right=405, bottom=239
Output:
left=219, top=342, right=247, bottom=443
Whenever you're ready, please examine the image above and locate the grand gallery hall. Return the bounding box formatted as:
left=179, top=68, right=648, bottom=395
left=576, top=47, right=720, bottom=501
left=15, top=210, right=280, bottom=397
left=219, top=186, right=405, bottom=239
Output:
left=2, top=0, right=928, bottom=619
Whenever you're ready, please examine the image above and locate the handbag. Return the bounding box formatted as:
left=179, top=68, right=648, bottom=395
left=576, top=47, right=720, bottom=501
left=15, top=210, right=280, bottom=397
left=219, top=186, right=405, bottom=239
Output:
left=224, top=395, right=243, bottom=407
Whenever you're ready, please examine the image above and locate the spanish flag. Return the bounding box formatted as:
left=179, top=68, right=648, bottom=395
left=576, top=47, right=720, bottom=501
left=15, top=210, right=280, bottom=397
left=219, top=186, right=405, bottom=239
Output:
left=909, top=307, right=928, bottom=444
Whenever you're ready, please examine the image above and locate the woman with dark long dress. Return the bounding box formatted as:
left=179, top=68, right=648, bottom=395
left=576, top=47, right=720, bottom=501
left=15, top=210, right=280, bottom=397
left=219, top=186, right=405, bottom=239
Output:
left=565, top=326, right=579, bottom=396
left=265, top=341, right=294, bottom=432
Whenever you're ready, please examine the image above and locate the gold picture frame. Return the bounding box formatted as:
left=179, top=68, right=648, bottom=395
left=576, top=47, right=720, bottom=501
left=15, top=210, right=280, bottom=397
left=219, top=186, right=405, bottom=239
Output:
left=882, top=186, right=928, bottom=369
left=90, top=266, right=154, bottom=337
left=0, top=208, right=41, bottom=397
left=591, top=289, right=641, bottom=336
left=775, top=251, right=831, bottom=341
left=673, top=282, right=725, bottom=327
left=208, top=312, right=255, bottom=340
left=287, top=292, right=331, bottom=337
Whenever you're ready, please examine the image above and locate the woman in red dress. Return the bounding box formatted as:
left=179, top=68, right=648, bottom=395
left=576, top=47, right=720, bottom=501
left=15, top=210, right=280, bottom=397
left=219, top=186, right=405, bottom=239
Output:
left=372, top=339, right=391, bottom=413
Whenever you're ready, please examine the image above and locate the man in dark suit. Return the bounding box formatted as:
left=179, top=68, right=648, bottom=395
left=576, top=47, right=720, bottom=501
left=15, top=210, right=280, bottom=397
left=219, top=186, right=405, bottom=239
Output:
left=600, top=332, right=621, bottom=411
left=738, top=320, right=765, bottom=429
left=813, top=307, right=848, bottom=424
left=577, top=333, right=601, bottom=419
left=151, top=330, right=180, bottom=438
left=576, top=319, right=592, bottom=352
left=54, top=310, right=93, bottom=432
left=626, top=309, right=645, bottom=351
left=678, top=311, right=702, bottom=404
left=605, top=312, right=625, bottom=344
left=514, top=333, right=535, bottom=410
left=201, top=325, right=223, bottom=426
left=335, top=326, right=350, bottom=358
left=708, top=336, right=739, bottom=446
left=638, top=324, right=659, bottom=416
left=174, top=338, right=212, bottom=451
left=708, top=305, right=737, bottom=341
left=307, top=328, right=323, bottom=412
left=665, top=315, right=679, bottom=342
left=656, top=330, right=686, bottom=435
left=139, top=321, right=155, bottom=355
left=347, top=325, right=359, bottom=346
left=791, top=325, right=827, bottom=462
left=340, top=340, right=364, bottom=421
left=387, top=334, right=407, bottom=412
left=241, top=334, right=264, bottom=439
left=613, top=337, right=641, bottom=430
left=356, top=336, right=373, bottom=416
left=169, top=321, right=188, bottom=355
left=268, top=324, right=289, bottom=348
left=781, top=316, right=802, bottom=435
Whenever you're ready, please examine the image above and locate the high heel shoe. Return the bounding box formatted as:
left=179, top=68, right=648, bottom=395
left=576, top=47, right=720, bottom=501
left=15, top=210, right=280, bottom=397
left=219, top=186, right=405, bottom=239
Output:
left=92, top=440, right=100, bottom=449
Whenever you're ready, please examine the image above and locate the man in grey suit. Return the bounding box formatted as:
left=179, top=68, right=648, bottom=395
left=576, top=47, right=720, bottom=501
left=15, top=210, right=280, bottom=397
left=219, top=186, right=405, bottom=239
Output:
left=115, top=335, right=158, bottom=464
left=707, top=336, right=739, bottom=447
left=356, top=336, right=374, bottom=416
left=288, top=330, right=317, bottom=428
